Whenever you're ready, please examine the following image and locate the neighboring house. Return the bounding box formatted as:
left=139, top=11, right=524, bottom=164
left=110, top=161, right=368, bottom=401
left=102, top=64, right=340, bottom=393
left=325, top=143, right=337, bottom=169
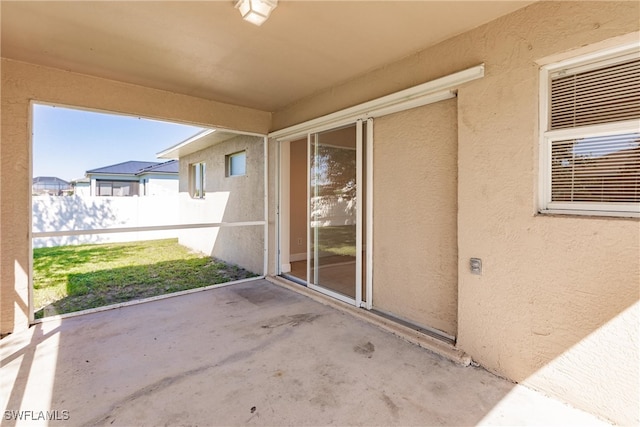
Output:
left=84, top=160, right=179, bottom=196
left=2, top=2, right=639, bottom=426
left=32, top=176, right=72, bottom=195
left=158, top=130, right=264, bottom=275
left=70, top=177, right=90, bottom=196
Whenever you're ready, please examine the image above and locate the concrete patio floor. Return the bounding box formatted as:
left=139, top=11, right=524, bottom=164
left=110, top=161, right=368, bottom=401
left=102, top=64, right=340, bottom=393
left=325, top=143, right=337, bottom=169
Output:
left=1, top=279, right=608, bottom=426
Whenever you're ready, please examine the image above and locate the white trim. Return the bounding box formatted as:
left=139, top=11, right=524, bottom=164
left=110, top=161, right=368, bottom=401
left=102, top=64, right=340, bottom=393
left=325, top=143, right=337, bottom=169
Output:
left=538, top=208, right=640, bottom=218
left=277, top=140, right=289, bottom=274
left=306, top=133, right=312, bottom=287
left=543, top=203, right=640, bottom=218
left=32, top=221, right=266, bottom=238
left=365, top=118, right=374, bottom=310
left=545, top=120, right=640, bottom=141
left=263, top=136, right=269, bottom=276
left=28, top=101, right=36, bottom=324
left=157, top=127, right=267, bottom=159
left=355, top=119, right=363, bottom=306
left=542, top=41, right=639, bottom=75
left=158, top=129, right=216, bottom=158
left=269, top=64, right=484, bottom=142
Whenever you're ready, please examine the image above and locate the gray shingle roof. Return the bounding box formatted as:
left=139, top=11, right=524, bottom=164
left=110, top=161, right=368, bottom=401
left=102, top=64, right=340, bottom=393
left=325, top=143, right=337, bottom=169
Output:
left=32, top=176, right=70, bottom=185
left=87, top=161, right=160, bottom=175
left=86, top=160, right=178, bottom=175
left=136, top=160, right=179, bottom=174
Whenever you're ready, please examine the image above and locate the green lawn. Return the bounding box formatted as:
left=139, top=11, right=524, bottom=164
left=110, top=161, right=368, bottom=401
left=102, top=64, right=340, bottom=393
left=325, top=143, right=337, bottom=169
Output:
left=33, top=238, right=257, bottom=319
left=316, top=225, right=356, bottom=257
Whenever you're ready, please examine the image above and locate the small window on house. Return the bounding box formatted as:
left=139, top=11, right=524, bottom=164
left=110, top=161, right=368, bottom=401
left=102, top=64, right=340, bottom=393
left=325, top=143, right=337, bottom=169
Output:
left=539, top=45, right=640, bottom=217
left=191, top=162, right=206, bottom=198
left=226, top=151, right=246, bottom=177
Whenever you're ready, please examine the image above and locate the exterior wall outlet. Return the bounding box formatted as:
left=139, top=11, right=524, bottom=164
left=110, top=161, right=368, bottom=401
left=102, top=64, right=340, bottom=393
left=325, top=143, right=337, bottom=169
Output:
left=470, top=258, right=482, bottom=275
left=297, top=237, right=303, bottom=246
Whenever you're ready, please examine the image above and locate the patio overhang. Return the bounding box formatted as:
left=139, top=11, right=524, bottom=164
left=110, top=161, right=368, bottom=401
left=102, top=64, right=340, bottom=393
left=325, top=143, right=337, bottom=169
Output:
left=1, top=1, right=536, bottom=113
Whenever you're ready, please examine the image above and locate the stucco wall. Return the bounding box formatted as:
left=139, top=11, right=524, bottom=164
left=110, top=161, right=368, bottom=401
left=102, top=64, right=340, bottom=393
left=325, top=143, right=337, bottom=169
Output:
left=177, top=134, right=265, bottom=274
left=0, top=59, right=270, bottom=335
left=373, top=99, right=458, bottom=337
left=271, top=2, right=639, bottom=424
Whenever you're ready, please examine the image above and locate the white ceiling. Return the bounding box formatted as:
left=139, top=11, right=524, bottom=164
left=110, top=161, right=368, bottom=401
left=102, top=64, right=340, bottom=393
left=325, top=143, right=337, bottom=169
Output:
left=1, top=1, right=535, bottom=112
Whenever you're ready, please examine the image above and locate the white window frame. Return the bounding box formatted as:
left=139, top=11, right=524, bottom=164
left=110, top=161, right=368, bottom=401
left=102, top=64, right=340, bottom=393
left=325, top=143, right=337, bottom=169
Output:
left=538, top=43, right=640, bottom=218
left=226, top=150, right=247, bottom=177
left=191, top=162, right=206, bottom=199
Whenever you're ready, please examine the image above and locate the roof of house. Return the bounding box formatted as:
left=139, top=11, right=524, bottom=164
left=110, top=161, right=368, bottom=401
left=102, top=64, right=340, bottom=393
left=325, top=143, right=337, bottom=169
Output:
left=137, top=160, right=179, bottom=174
left=32, top=176, right=70, bottom=185
left=86, top=160, right=178, bottom=176
left=86, top=161, right=161, bottom=175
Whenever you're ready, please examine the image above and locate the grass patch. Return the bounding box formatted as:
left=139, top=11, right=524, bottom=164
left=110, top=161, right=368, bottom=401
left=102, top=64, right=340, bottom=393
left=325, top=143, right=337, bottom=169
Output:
left=316, top=225, right=356, bottom=257
left=33, top=238, right=257, bottom=319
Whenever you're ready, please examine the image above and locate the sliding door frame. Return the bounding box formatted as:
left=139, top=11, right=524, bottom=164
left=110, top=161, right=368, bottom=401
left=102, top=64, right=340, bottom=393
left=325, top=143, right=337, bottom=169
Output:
left=304, top=121, right=366, bottom=307
left=272, top=63, right=485, bottom=310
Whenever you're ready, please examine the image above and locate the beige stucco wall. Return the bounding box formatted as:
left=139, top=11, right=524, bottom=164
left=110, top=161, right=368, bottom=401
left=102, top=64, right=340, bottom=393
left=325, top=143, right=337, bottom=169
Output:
left=178, top=134, right=265, bottom=274
left=0, top=59, right=270, bottom=335
left=271, top=2, right=639, bottom=424
left=373, top=99, right=458, bottom=337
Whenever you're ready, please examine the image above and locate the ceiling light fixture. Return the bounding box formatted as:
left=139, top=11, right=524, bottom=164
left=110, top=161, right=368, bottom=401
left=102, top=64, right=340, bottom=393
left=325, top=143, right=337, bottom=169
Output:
left=235, top=0, right=277, bottom=26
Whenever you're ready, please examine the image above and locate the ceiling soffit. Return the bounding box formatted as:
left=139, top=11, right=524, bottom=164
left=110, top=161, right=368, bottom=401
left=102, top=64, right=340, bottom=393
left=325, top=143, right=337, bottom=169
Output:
left=0, top=1, right=535, bottom=112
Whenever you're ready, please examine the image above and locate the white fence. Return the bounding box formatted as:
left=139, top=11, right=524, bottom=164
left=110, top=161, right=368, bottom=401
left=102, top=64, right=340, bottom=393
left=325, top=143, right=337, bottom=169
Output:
left=311, top=195, right=356, bottom=227
left=32, top=195, right=180, bottom=248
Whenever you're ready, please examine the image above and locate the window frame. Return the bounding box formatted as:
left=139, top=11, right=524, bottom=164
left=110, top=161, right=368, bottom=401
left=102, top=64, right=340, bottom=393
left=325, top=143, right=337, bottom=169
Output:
left=226, top=150, right=247, bottom=177
left=538, top=43, right=640, bottom=218
left=95, top=179, right=139, bottom=197
left=191, top=162, right=206, bottom=199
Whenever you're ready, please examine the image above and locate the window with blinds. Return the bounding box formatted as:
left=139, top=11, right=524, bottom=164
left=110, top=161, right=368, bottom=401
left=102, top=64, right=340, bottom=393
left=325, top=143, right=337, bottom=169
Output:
left=550, top=57, right=640, bottom=129
left=540, top=45, right=640, bottom=217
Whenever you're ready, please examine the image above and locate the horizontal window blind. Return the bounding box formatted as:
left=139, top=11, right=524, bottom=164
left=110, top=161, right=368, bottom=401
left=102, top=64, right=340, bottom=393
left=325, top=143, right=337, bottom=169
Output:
left=550, top=58, right=640, bottom=130
left=551, top=132, right=640, bottom=203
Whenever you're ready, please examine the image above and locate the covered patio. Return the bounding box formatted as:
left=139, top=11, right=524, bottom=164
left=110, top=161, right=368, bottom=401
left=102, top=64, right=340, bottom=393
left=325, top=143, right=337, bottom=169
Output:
left=1, top=280, right=605, bottom=426
left=2, top=1, right=638, bottom=425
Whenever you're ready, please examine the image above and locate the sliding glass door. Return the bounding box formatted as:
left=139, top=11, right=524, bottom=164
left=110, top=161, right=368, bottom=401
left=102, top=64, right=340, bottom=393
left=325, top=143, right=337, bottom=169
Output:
left=307, top=122, right=366, bottom=305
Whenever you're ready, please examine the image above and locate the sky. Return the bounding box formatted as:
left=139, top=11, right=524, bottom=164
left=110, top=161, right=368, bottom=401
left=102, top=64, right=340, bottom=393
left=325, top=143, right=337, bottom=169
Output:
left=33, top=104, right=206, bottom=181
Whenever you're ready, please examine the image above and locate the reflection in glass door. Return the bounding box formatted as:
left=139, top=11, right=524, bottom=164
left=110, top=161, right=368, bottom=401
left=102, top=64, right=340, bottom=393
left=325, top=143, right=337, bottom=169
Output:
left=308, top=123, right=364, bottom=303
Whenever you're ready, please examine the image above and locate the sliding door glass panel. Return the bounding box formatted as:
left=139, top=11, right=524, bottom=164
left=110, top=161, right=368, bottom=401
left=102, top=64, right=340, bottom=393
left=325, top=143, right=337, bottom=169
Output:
left=310, top=124, right=357, bottom=298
